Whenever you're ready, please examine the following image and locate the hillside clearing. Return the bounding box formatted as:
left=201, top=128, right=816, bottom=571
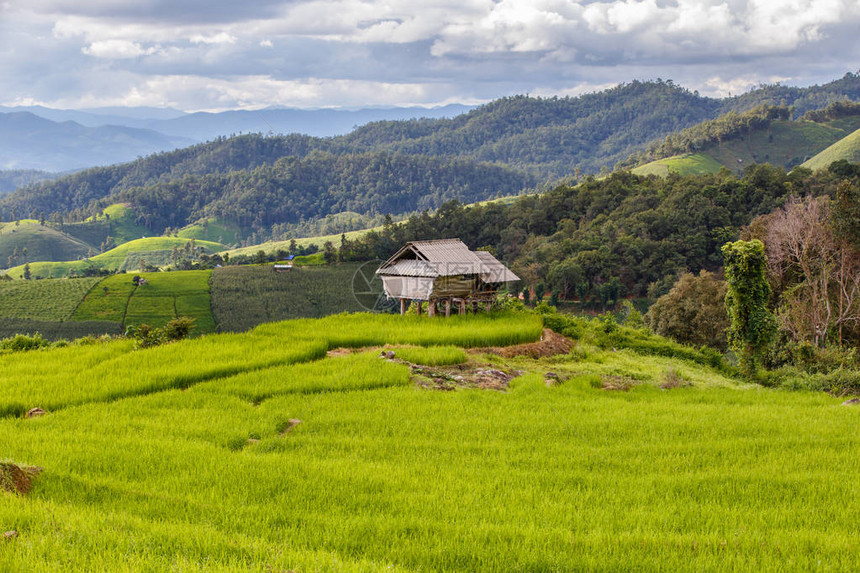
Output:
left=802, top=127, right=860, bottom=171
left=4, top=237, right=225, bottom=279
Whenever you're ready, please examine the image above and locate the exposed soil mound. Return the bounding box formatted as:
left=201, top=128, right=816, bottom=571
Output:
left=473, top=329, right=573, bottom=359
left=601, top=375, right=637, bottom=392
left=280, top=419, right=302, bottom=435
left=412, top=363, right=522, bottom=391
left=0, top=462, right=42, bottom=495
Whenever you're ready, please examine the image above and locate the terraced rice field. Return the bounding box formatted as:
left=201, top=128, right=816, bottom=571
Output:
left=0, top=312, right=857, bottom=571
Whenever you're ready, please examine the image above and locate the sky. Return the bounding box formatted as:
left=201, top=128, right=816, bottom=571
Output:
left=1, top=0, right=859, bottom=112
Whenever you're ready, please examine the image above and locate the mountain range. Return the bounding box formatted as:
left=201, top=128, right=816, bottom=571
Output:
left=3, top=72, right=860, bottom=272
left=0, top=104, right=473, bottom=172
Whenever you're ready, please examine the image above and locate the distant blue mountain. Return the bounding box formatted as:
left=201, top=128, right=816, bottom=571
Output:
left=0, top=112, right=195, bottom=172
left=144, top=104, right=475, bottom=140
left=0, top=104, right=475, bottom=172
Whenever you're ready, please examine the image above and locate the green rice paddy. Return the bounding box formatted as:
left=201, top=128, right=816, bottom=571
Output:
left=0, top=312, right=857, bottom=571
left=72, top=270, right=215, bottom=332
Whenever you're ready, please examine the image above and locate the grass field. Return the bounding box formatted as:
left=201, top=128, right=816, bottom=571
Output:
left=0, top=312, right=857, bottom=571
left=177, top=217, right=244, bottom=246
left=0, top=221, right=91, bottom=269
left=802, top=127, right=860, bottom=171
left=210, top=263, right=369, bottom=332
left=633, top=117, right=860, bottom=177
left=223, top=228, right=379, bottom=259
left=0, top=277, right=100, bottom=321
left=83, top=203, right=150, bottom=245
left=5, top=237, right=226, bottom=279
left=72, top=270, right=216, bottom=332
left=632, top=153, right=725, bottom=177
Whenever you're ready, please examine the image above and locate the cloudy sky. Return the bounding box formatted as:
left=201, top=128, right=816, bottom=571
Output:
left=1, top=0, right=859, bottom=112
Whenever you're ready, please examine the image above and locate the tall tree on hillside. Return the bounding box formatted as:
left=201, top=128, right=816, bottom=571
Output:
left=765, top=195, right=860, bottom=346
left=722, top=239, right=776, bottom=376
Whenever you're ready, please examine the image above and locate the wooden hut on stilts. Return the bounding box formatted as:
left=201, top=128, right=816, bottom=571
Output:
left=375, top=239, right=519, bottom=315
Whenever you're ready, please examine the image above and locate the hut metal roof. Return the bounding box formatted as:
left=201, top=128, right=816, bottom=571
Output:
left=474, top=250, right=520, bottom=283
left=377, top=259, right=438, bottom=277
left=376, top=238, right=519, bottom=283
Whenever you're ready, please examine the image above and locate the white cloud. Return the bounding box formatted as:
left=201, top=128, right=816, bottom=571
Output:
left=81, top=39, right=161, bottom=59
left=3, top=0, right=860, bottom=110
left=703, top=74, right=793, bottom=97
left=189, top=32, right=236, bottom=45
left=39, top=74, right=464, bottom=112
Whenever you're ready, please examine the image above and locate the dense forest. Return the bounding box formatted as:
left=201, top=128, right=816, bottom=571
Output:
left=328, top=163, right=856, bottom=304
left=0, top=169, right=59, bottom=196
left=719, top=72, right=860, bottom=116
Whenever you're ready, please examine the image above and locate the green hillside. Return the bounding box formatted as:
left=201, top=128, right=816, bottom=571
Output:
left=632, top=153, right=724, bottom=177
left=223, top=227, right=379, bottom=258
left=176, top=217, right=243, bottom=246
left=82, top=203, right=150, bottom=244
left=0, top=312, right=858, bottom=570
left=4, top=236, right=225, bottom=279
left=802, top=127, right=860, bottom=171
left=0, top=204, right=152, bottom=270
left=0, top=221, right=91, bottom=267
left=631, top=108, right=860, bottom=176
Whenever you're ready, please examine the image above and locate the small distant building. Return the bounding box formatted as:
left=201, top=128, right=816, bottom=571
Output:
left=273, top=261, right=293, bottom=272
left=376, top=238, right=519, bottom=315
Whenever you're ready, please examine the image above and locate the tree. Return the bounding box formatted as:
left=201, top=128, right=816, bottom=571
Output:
left=547, top=258, right=584, bottom=300
left=765, top=194, right=860, bottom=346
left=722, top=239, right=776, bottom=376
left=22, top=263, right=31, bottom=280
left=322, top=241, right=337, bottom=264
left=644, top=270, right=728, bottom=350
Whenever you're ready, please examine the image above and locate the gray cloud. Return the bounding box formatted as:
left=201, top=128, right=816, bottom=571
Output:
left=1, top=0, right=859, bottom=111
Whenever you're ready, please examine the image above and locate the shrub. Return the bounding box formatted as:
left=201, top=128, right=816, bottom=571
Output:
left=163, top=317, right=196, bottom=342
left=129, top=317, right=196, bottom=349
left=0, top=333, right=50, bottom=352
left=818, top=369, right=860, bottom=395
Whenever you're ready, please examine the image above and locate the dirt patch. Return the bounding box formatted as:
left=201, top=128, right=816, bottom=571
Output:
left=279, top=419, right=302, bottom=435
left=601, top=375, right=637, bottom=392
left=841, top=398, right=860, bottom=406
left=0, top=462, right=42, bottom=495
left=326, top=348, right=353, bottom=357
left=3, top=531, right=17, bottom=540
left=472, top=329, right=573, bottom=359
left=412, top=363, right=523, bottom=391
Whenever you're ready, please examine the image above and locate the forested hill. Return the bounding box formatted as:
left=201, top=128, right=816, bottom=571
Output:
left=336, top=163, right=858, bottom=303
left=340, top=80, right=719, bottom=176
left=719, top=72, right=860, bottom=116
left=4, top=73, right=860, bottom=235
left=1, top=80, right=721, bottom=219
left=2, top=152, right=533, bottom=232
